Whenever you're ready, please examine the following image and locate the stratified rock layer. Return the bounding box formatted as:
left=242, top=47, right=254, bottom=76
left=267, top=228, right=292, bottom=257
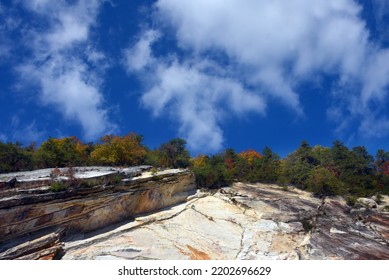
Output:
left=0, top=168, right=196, bottom=259
left=62, top=183, right=389, bottom=260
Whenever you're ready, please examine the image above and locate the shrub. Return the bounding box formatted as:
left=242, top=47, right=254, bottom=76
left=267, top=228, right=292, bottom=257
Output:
left=375, top=193, right=383, bottom=204
left=306, top=167, right=342, bottom=197
left=346, top=195, right=357, bottom=207
left=301, top=218, right=314, bottom=232
left=281, top=185, right=289, bottom=192
left=50, top=181, right=67, bottom=192
left=150, top=167, right=158, bottom=176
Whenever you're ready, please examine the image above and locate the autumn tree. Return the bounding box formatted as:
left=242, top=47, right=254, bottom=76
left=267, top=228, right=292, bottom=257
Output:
left=191, top=152, right=233, bottom=189
left=375, top=149, right=389, bottom=174
left=90, top=133, right=148, bottom=166
left=238, top=149, right=263, bottom=165
left=375, top=149, right=389, bottom=194
left=33, top=137, right=89, bottom=168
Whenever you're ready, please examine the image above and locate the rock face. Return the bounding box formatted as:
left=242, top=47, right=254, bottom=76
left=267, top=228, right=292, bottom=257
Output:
left=0, top=167, right=196, bottom=259
left=1, top=168, right=388, bottom=260
left=62, top=183, right=389, bottom=260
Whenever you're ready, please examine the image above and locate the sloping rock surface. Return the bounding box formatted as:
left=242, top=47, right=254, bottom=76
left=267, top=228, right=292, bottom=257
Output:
left=62, top=183, right=389, bottom=260
left=0, top=167, right=196, bottom=259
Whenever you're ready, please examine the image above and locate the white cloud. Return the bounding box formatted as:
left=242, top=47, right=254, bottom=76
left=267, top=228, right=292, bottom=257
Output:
left=125, top=32, right=266, bottom=152
left=17, top=0, right=115, bottom=140
left=125, top=0, right=389, bottom=151
left=124, top=30, right=160, bottom=73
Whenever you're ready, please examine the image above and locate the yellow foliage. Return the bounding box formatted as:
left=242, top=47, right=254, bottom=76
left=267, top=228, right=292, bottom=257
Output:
left=90, top=133, right=147, bottom=166
left=191, top=155, right=208, bottom=168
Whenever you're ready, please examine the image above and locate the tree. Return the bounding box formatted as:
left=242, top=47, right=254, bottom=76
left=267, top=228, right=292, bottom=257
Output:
left=330, top=142, right=375, bottom=196
left=306, top=166, right=343, bottom=197
left=34, top=137, right=89, bottom=168
left=191, top=153, right=233, bottom=189
left=158, top=138, right=190, bottom=168
left=375, top=149, right=389, bottom=174
left=90, top=133, right=148, bottom=166
left=0, top=141, right=34, bottom=172
left=280, top=141, right=317, bottom=189
left=312, top=145, right=332, bottom=167
left=260, top=146, right=280, bottom=183
left=375, top=149, right=389, bottom=195
left=238, top=149, right=262, bottom=165
left=145, top=149, right=163, bottom=167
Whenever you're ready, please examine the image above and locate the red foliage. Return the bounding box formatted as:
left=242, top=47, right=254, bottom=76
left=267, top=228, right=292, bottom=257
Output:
left=225, top=157, right=235, bottom=170
left=383, top=161, right=389, bottom=175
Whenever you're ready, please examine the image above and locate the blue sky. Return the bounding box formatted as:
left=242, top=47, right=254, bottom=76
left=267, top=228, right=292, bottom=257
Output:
left=1, top=0, right=389, bottom=157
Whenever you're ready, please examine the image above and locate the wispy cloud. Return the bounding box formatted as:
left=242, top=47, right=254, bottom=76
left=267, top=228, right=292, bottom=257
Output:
left=124, top=31, right=265, bottom=152
left=0, top=4, right=20, bottom=61
left=0, top=133, right=7, bottom=143
left=371, top=0, right=389, bottom=43
left=10, top=116, right=45, bottom=144
left=124, top=0, right=389, bottom=152
left=16, top=0, right=115, bottom=140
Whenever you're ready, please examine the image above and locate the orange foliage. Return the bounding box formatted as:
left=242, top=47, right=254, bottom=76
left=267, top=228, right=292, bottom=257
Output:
left=238, top=149, right=263, bottom=164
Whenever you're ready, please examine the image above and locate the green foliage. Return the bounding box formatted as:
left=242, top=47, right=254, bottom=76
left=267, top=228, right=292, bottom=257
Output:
left=158, top=138, right=190, bottom=168
left=0, top=141, right=34, bottom=173
left=150, top=167, right=158, bottom=176
left=345, top=195, right=357, bottom=207
left=0, top=132, right=388, bottom=201
left=279, top=140, right=381, bottom=197
left=281, top=185, right=289, bottom=192
left=34, top=137, right=89, bottom=168
left=191, top=153, right=233, bottom=189
left=374, top=193, right=383, bottom=204
left=301, top=218, right=314, bottom=232
left=381, top=175, right=389, bottom=195
left=306, top=166, right=342, bottom=197
left=145, top=150, right=163, bottom=167
left=50, top=181, right=67, bottom=192
left=191, top=147, right=281, bottom=189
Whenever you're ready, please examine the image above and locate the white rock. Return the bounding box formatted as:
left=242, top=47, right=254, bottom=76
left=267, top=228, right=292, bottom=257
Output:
left=330, top=227, right=347, bottom=234
left=356, top=198, right=378, bottom=209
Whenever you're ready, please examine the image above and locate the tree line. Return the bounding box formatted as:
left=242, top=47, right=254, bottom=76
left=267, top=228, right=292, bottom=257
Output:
left=0, top=133, right=190, bottom=173
left=192, top=140, right=389, bottom=198
left=0, top=134, right=388, bottom=197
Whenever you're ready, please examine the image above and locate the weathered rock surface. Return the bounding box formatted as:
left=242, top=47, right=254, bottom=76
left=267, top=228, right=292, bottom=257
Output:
left=1, top=167, right=388, bottom=260
left=62, top=183, right=389, bottom=260
left=0, top=167, right=196, bottom=259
